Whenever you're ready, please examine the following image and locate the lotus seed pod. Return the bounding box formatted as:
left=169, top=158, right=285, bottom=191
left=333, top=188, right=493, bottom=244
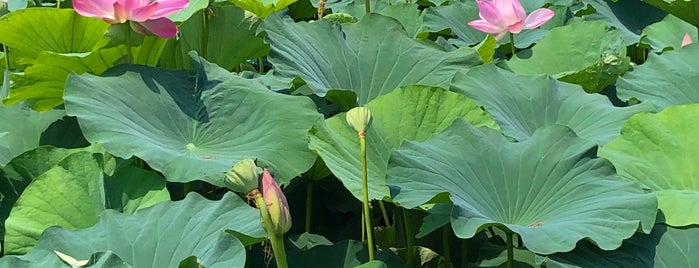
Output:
left=224, top=159, right=260, bottom=194
left=346, top=107, right=372, bottom=134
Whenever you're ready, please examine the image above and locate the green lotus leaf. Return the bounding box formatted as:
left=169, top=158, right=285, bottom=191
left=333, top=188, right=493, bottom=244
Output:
left=261, top=13, right=480, bottom=104
left=450, top=64, right=653, bottom=145
left=0, top=192, right=264, bottom=267
left=166, top=6, right=269, bottom=70
left=599, top=104, right=699, bottom=227
left=641, top=0, right=699, bottom=28
left=0, top=145, right=113, bottom=239
left=580, top=0, right=666, bottom=45
left=640, top=15, right=697, bottom=52
left=64, top=53, right=321, bottom=186
left=616, top=45, right=699, bottom=110
left=309, top=85, right=496, bottom=200
left=4, top=48, right=125, bottom=110
left=0, top=8, right=109, bottom=63
left=387, top=121, right=656, bottom=254
left=167, top=0, right=209, bottom=22
left=4, top=151, right=169, bottom=254
left=0, top=103, right=63, bottom=166
left=506, top=20, right=630, bottom=93
left=541, top=224, right=699, bottom=268
left=229, top=0, right=297, bottom=18
left=422, top=2, right=485, bottom=46
left=319, top=2, right=424, bottom=38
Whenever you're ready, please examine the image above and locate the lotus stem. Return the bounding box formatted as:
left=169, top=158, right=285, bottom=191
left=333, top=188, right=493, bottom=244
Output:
left=305, top=180, right=313, bottom=233
left=402, top=209, right=415, bottom=268
left=460, top=237, right=468, bottom=267
left=202, top=10, right=209, bottom=59
left=360, top=134, right=375, bottom=261
left=442, top=225, right=452, bottom=268
left=258, top=57, right=264, bottom=73
left=378, top=200, right=390, bottom=226
left=2, top=44, right=9, bottom=70
left=509, top=32, right=516, bottom=58
left=255, top=193, right=289, bottom=268
left=506, top=230, right=513, bottom=268
left=125, top=25, right=132, bottom=64
left=364, top=0, right=370, bottom=14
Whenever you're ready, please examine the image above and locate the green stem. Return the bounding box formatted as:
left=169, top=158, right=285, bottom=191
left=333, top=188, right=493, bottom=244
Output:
left=460, top=238, right=468, bottom=268
left=258, top=57, right=264, bottom=73
left=442, top=226, right=452, bottom=268
left=361, top=211, right=366, bottom=242
left=56, top=0, right=61, bottom=8
left=305, top=180, right=313, bottom=233
left=2, top=44, right=9, bottom=70
left=202, top=9, right=209, bottom=59
left=378, top=200, right=390, bottom=226
left=364, top=0, right=370, bottom=14
left=125, top=25, right=133, bottom=64
left=509, top=32, right=516, bottom=58
left=360, top=135, right=375, bottom=261
left=402, top=209, right=414, bottom=268
left=506, top=230, right=513, bottom=268
left=255, top=194, right=288, bottom=268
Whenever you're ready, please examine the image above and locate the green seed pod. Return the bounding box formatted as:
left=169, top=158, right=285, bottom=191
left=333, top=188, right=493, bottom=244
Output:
left=346, top=107, right=372, bottom=134
left=224, top=158, right=260, bottom=194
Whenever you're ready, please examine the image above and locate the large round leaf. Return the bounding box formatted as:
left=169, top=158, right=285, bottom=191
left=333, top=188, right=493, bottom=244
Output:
left=260, top=13, right=480, bottom=104
left=387, top=121, right=657, bottom=254
left=0, top=192, right=264, bottom=267
left=309, top=85, right=495, bottom=200
left=616, top=44, right=699, bottom=110
left=4, top=151, right=169, bottom=254
left=64, top=53, right=321, bottom=186
left=599, top=104, right=699, bottom=227
left=450, top=64, right=653, bottom=145
left=506, top=20, right=630, bottom=93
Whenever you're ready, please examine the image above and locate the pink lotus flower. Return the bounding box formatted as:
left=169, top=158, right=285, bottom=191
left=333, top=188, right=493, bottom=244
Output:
left=72, top=0, right=189, bottom=38
left=261, top=168, right=291, bottom=235
left=682, top=33, right=693, bottom=47
left=468, top=0, right=554, bottom=41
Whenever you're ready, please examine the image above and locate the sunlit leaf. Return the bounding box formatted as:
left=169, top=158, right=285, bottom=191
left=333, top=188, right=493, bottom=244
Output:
left=600, top=104, right=699, bottom=227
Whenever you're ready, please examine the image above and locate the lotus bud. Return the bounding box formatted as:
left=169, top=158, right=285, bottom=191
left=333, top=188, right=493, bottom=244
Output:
left=261, top=168, right=291, bottom=235
left=345, top=107, right=372, bottom=135
left=224, top=159, right=260, bottom=194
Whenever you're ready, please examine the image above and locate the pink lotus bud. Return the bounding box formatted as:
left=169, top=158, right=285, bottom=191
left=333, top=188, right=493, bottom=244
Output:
left=682, top=33, right=693, bottom=47
left=261, top=168, right=291, bottom=235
